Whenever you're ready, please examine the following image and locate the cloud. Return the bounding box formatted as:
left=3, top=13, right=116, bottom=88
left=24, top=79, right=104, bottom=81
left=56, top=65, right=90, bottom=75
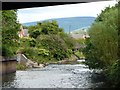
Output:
left=17, top=0, right=117, bottom=23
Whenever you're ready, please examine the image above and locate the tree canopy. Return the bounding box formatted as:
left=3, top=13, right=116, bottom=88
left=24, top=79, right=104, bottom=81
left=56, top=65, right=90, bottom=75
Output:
left=2, top=10, right=20, bottom=57
left=19, top=20, right=75, bottom=63
left=28, top=20, right=63, bottom=39
left=83, top=2, right=120, bottom=87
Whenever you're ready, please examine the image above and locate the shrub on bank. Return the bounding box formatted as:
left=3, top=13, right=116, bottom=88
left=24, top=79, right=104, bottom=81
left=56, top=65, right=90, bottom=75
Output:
left=16, top=63, right=27, bottom=70
left=83, top=2, right=120, bottom=87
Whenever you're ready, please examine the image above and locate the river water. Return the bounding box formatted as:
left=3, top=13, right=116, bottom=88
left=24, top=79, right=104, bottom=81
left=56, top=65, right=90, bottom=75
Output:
left=2, top=63, right=107, bottom=88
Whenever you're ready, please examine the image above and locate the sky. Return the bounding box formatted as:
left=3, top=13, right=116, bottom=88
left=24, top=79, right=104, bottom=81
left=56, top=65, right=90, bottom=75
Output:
left=17, top=0, right=117, bottom=23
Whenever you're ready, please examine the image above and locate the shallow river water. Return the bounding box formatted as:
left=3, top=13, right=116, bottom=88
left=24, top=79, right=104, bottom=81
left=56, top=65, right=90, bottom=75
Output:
left=2, top=64, right=107, bottom=88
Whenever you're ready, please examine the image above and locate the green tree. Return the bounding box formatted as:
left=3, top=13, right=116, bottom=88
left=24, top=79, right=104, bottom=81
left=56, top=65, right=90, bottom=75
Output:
left=83, top=2, right=118, bottom=69
left=28, top=20, right=63, bottom=37
left=21, top=20, right=75, bottom=63
left=29, top=29, right=41, bottom=38
left=83, top=2, right=120, bottom=87
left=36, top=35, right=69, bottom=60
left=59, top=33, right=75, bottom=49
left=2, top=10, right=20, bottom=57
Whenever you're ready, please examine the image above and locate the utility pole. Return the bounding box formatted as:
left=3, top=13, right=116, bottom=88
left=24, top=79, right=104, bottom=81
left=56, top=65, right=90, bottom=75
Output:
left=69, top=25, right=71, bottom=34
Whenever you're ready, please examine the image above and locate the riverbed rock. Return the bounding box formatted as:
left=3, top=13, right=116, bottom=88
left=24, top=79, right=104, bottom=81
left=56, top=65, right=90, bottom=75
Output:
left=33, top=64, right=45, bottom=68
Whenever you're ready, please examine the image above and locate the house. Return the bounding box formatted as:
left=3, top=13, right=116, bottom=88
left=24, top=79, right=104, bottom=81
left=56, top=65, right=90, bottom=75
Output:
left=18, top=25, right=29, bottom=38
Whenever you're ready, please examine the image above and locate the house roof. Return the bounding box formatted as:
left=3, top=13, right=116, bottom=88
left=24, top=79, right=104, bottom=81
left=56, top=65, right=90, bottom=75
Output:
left=70, top=34, right=84, bottom=39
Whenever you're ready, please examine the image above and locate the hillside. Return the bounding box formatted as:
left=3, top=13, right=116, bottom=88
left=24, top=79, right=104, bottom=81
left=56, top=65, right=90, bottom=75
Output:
left=22, top=17, right=95, bottom=32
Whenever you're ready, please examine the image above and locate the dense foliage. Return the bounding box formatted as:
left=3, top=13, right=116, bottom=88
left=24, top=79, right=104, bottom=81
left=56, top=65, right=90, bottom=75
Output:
left=19, top=20, right=75, bottom=64
left=28, top=20, right=63, bottom=38
left=2, top=10, right=20, bottom=57
left=83, top=2, right=120, bottom=87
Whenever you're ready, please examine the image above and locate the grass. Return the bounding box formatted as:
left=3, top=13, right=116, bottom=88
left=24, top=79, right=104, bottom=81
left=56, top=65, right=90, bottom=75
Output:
left=16, top=63, right=27, bottom=70
left=74, top=51, right=85, bottom=59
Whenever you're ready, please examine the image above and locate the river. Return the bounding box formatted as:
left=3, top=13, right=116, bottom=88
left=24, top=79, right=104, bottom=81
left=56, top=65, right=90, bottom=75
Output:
left=2, top=63, right=107, bottom=88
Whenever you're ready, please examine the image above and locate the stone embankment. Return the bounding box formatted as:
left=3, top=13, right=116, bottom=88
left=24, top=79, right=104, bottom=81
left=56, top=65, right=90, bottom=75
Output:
left=26, top=59, right=45, bottom=68
left=18, top=54, right=80, bottom=69
left=17, top=54, right=45, bottom=68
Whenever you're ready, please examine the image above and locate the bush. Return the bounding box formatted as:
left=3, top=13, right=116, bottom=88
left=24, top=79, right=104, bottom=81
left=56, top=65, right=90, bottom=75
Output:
left=2, top=10, right=20, bottom=57
left=16, top=63, right=27, bottom=70
left=83, top=2, right=120, bottom=87
left=106, top=60, right=120, bottom=87
left=19, top=20, right=76, bottom=64
left=83, top=3, right=118, bottom=69
left=74, top=51, right=84, bottom=59
left=36, top=34, right=69, bottom=60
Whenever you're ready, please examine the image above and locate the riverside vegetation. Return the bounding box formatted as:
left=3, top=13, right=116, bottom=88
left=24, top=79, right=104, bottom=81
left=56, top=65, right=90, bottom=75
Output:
left=2, top=10, right=20, bottom=57
left=1, top=1, right=120, bottom=88
left=83, top=2, right=120, bottom=87
left=18, top=20, right=79, bottom=64
left=2, top=10, right=84, bottom=69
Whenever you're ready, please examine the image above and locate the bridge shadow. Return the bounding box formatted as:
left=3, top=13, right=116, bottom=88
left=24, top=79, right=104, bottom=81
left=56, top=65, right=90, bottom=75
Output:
left=2, top=72, right=16, bottom=88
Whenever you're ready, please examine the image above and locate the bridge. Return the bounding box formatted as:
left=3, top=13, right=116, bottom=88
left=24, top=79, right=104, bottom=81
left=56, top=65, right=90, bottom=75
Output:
left=0, top=57, right=17, bottom=75
left=1, top=0, right=107, bottom=10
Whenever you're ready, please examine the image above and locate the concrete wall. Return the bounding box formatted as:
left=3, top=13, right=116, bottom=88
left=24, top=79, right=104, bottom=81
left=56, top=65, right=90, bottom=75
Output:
left=0, top=60, right=16, bottom=75
left=17, top=54, right=28, bottom=66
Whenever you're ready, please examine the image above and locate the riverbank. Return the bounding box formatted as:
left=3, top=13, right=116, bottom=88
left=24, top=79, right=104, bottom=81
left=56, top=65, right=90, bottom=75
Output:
left=32, top=54, right=79, bottom=68
left=17, top=54, right=83, bottom=70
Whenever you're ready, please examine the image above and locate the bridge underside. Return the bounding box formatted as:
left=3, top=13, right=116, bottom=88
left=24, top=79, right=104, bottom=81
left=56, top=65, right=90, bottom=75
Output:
left=2, top=0, right=108, bottom=10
